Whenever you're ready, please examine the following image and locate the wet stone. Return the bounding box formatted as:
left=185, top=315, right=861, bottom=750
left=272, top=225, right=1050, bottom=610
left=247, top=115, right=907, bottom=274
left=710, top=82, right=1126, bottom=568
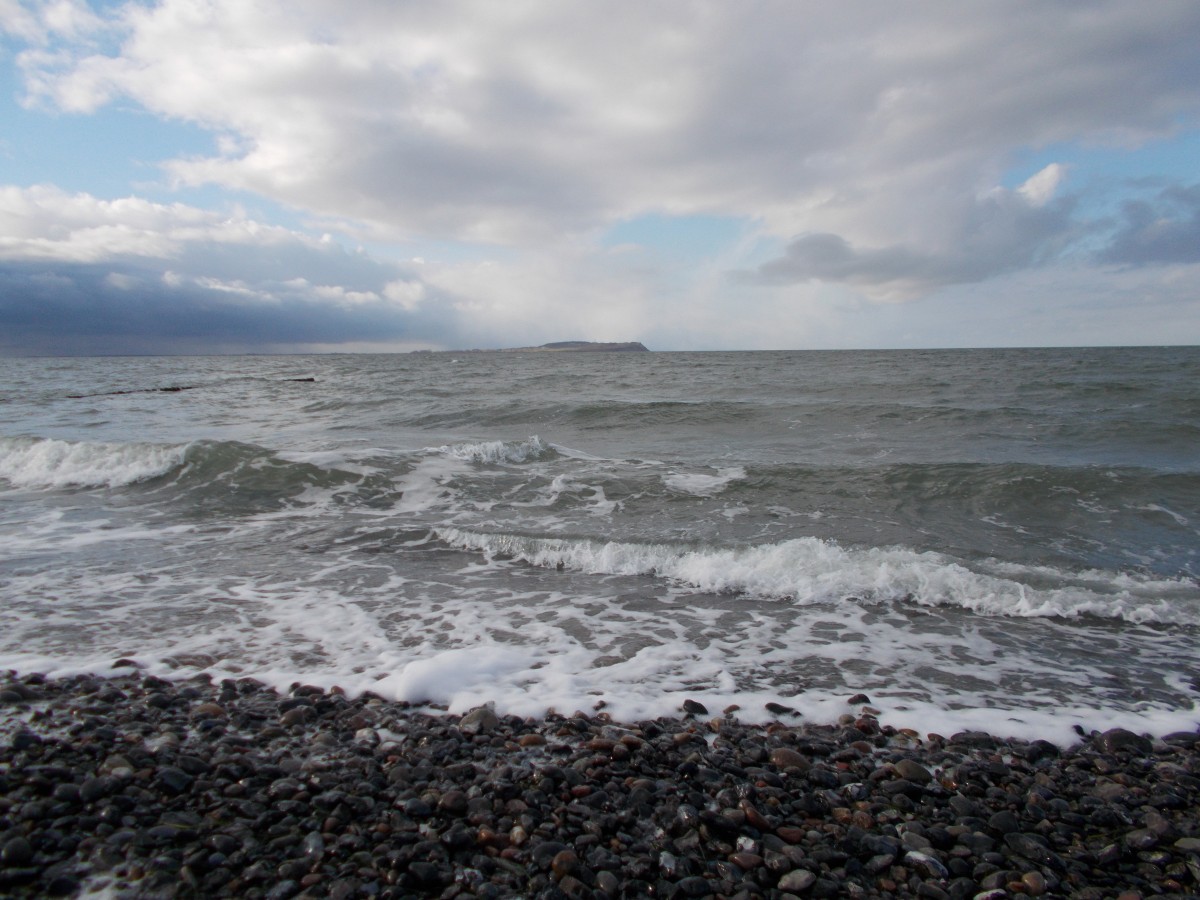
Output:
left=769, top=747, right=809, bottom=771
left=1096, top=727, right=1153, bottom=755
left=894, top=758, right=933, bottom=783
left=155, top=766, right=193, bottom=795
left=682, top=699, right=708, bottom=716
left=2, top=836, right=34, bottom=867
left=1, top=671, right=1198, bottom=900
left=778, top=868, right=817, bottom=892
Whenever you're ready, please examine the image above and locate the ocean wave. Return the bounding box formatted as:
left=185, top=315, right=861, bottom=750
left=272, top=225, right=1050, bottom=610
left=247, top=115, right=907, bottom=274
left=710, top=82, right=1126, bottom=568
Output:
left=435, top=527, right=1197, bottom=624
left=439, top=436, right=556, bottom=464
left=0, top=436, right=188, bottom=489
left=663, top=466, right=747, bottom=496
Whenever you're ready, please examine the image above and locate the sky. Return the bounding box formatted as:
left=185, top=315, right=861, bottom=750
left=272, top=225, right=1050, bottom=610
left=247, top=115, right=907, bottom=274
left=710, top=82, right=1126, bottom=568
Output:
left=1, top=1, right=1199, bottom=354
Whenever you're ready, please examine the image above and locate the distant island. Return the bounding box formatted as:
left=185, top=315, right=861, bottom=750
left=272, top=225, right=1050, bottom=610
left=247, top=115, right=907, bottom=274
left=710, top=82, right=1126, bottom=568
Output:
left=511, top=341, right=649, bottom=352
left=413, top=341, right=649, bottom=354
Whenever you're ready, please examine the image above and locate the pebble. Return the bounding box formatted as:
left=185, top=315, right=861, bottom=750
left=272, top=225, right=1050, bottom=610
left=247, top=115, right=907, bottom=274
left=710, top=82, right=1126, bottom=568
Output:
left=0, top=671, right=1198, bottom=899
left=894, top=758, right=933, bottom=783
left=459, top=706, right=499, bottom=735
left=769, top=746, right=810, bottom=771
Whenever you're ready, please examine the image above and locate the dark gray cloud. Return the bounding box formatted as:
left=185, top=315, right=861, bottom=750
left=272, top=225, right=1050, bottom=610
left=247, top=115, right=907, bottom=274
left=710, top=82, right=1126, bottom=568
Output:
left=746, top=189, right=1081, bottom=296
left=1102, top=184, right=1200, bottom=265
left=0, top=185, right=465, bottom=355
left=0, top=259, right=455, bottom=355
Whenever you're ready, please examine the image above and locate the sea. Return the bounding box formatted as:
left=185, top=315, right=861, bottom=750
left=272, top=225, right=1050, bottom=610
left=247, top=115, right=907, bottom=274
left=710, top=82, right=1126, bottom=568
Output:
left=0, top=347, right=1197, bottom=744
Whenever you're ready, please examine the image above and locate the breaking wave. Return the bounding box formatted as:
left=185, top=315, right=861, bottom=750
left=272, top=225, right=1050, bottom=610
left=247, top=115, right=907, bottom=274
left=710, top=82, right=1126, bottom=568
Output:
left=439, top=436, right=556, bottom=464
left=435, top=527, right=1198, bottom=625
left=0, top=436, right=188, bottom=489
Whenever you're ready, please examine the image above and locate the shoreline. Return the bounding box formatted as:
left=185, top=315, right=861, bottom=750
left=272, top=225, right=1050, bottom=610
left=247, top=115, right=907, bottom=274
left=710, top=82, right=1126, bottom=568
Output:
left=2, top=672, right=1199, bottom=899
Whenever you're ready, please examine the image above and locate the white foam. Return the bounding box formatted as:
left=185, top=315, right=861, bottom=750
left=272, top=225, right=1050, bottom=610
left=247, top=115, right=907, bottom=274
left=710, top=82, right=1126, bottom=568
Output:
left=435, top=528, right=1199, bottom=624
left=664, top=466, right=746, bottom=496
left=1, top=540, right=1196, bottom=743
left=0, top=436, right=187, bottom=489
left=441, top=436, right=550, bottom=464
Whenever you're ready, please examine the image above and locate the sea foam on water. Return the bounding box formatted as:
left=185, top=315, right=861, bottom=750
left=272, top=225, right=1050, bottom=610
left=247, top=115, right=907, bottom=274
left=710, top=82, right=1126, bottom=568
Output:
left=0, top=348, right=1197, bottom=742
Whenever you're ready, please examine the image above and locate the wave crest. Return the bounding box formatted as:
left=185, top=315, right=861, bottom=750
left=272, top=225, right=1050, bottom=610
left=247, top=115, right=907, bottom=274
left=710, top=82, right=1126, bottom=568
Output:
left=0, top=436, right=188, bottom=489
left=435, top=527, right=1196, bottom=624
left=440, top=436, right=554, bottom=464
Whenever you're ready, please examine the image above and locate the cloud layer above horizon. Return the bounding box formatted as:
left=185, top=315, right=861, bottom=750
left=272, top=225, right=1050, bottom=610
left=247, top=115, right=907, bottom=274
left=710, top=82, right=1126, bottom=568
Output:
left=2, top=0, right=1200, bottom=353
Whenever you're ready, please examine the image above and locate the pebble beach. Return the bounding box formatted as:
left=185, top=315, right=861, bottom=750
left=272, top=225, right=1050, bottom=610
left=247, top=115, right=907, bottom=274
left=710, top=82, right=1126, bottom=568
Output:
left=2, top=670, right=1198, bottom=899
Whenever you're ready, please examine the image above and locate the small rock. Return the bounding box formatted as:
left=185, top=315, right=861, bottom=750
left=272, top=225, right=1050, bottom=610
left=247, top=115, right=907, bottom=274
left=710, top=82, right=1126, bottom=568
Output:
left=155, top=766, right=194, bottom=795
left=1022, top=870, right=1048, bottom=895
left=595, top=870, right=620, bottom=895
left=778, top=869, right=817, bottom=892
left=2, top=836, right=34, bottom=867
left=987, top=810, right=1020, bottom=834
left=277, top=707, right=307, bottom=726
left=354, top=727, right=379, bottom=745
left=551, top=849, right=580, bottom=880
left=10, top=731, right=41, bottom=751
left=894, top=758, right=933, bottom=784
left=677, top=876, right=712, bottom=897
left=1095, top=728, right=1152, bottom=755
left=438, top=790, right=469, bottom=814
left=905, top=849, right=949, bottom=880
left=1124, top=828, right=1157, bottom=850
left=682, top=699, right=708, bottom=716
left=729, top=851, right=763, bottom=870
left=769, top=747, right=810, bottom=771
left=460, top=706, right=499, bottom=735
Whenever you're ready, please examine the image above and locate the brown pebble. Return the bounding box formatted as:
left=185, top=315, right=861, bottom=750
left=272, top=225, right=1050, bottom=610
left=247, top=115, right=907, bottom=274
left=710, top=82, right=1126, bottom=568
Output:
left=551, top=848, right=580, bottom=879
left=769, top=747, right=810, bottom=771
left=439, top=790, right=468, bottom=814
left=279, top=707, right=311, bottom=726
left=1022, top=871, right=1048, bottom=895
left=729, top=851, right=763, bottom=869
left=893, top=758, right=933, bottom=783
left=776, top=826, right=805, bottom=844
left=740, top=800, right=770, bottom=831
left=518, top=733, right=547, bottom=746
left=192, top=702, right=225, bottom=718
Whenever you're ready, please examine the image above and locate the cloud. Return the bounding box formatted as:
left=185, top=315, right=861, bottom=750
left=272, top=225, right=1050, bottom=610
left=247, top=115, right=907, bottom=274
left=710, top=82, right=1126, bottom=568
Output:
left=2, top=2, right=1200, bottom=351
left=0, top=184, right=459, bottom=354
left=746, top=169, right=1081, bottom=298
left=11, top=1, right=1200, bottom=251
left=1102, top=183, right=1200, bottom=265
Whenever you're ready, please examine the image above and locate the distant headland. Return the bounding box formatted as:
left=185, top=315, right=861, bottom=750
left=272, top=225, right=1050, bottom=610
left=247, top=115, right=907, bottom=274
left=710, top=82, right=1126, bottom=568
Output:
left=412, top=341, right=649, bottom=353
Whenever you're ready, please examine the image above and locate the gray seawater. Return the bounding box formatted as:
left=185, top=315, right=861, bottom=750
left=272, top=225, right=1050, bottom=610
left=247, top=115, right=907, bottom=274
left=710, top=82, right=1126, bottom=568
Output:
left=0, top=347, right=1197, bottom=741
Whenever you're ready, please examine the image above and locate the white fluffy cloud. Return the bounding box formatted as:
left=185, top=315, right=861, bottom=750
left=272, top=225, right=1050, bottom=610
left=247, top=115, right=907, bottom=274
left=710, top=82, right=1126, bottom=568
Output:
left=3, top=1, right=1200, bottom=350
left=17, top=1, right=1200, bottom=248
left=0, top=184, right=318, bottom=262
